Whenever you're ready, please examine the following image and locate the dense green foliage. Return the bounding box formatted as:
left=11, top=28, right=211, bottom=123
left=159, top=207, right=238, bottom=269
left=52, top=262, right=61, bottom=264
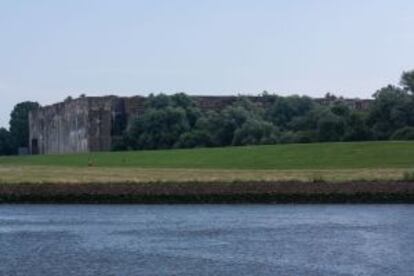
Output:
left=368, top=85, right=414, bottom=139
left=391, top=127, right=414, bottom=140
left=9, top=101, right=39, bottom=148
left=401, top=70, right=414, bottom=92
left=118, top=71, right=414, bottom=150
left=0, top=141, right=413, bottom=170
left=0, top=101, right=39, bottom=155
left=0, top=128, right=14, bottom=155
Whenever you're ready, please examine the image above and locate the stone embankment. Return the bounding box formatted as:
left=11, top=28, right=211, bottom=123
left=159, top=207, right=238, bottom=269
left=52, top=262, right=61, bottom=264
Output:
left=1, top=181, right=414, bottom=203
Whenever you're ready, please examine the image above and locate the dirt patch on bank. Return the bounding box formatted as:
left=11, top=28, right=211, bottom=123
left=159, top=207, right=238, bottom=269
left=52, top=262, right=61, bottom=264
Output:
left=1, top=181, right=414, bottom=203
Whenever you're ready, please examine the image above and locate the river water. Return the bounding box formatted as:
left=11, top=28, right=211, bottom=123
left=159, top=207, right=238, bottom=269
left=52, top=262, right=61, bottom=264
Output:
left=0, top=205, right=413, bottom=276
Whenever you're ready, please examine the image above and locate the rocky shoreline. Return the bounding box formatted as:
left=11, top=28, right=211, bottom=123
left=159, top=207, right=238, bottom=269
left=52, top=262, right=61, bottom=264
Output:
left=1, top=181, right=414, bottom=203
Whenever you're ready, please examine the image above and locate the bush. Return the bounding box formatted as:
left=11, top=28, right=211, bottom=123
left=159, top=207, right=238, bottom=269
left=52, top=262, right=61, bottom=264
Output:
left=391, top=127, right=414, bottom=140
left=175, top=130, right=212, bottom=148
left=294, top=131, right=318, bottom=143
left=127, top=107, right=190, bottom=149
left=317, top=112, right=346, bottom=142
left=278, top=131, right=317, bottom=144
left=232, top=120, right=279, bottom=146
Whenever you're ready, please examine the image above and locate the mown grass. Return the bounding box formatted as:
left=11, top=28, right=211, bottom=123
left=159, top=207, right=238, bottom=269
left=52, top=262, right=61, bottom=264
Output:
left=0, top=141, right=412, bottom=170
left=0, top=166, right=410, bottom=184
left=0, top=141, right=413, bottom=170
left=0, top=141, right=412, bottom=184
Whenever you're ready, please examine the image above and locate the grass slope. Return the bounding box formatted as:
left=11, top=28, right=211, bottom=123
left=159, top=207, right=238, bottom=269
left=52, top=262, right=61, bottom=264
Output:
left=0, top=141, right=413, bottom=170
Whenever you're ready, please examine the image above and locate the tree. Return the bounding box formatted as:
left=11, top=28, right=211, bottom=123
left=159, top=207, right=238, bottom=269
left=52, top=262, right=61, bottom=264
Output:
left=317, top=111, right=346, bottom=141
left=0, top=128, right=14, bottom=155
left=9, top=101, right=40, bottom=150
left=171, top=93, right=194, bottom=109
left=232, top=119, right=278, bottom=145
left=266, top=95, right=314, bottom=130
left=146, top=93, right=171, bottom=109
left=401, top=70, right=414, bottom=93
left=170, top=93, right=201, bottom=127
left=192, top=111, right=222, bottom=146
left=344, top=112, right=371, bottom=141
left=175, top=130, right=212, bottom=148
left=331, top=102, right=350, bottom=117
left=368, top=85, right=414, bottom=139
left=203, top=99, right=263, bottom=146
left=127, top=107, right=190, bottom=149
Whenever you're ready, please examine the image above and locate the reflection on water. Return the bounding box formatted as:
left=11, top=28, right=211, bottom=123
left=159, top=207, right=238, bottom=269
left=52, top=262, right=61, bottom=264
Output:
left=0, top=205, right=413, bottom=276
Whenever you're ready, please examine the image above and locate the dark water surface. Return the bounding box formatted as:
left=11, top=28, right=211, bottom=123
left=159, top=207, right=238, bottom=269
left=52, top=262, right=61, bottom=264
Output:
left=0, top=205, right=413, bottom=276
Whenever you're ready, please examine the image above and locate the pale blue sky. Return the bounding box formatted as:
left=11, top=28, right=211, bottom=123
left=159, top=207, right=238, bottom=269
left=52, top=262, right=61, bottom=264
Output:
left=1, top=0, right=414, bottom=127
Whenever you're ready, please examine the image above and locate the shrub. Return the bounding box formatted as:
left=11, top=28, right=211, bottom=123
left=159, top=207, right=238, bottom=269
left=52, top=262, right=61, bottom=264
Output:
left=232, top=120, right=279, bottom=146
left=175, top=130, right=212, bottom=148
left=279, top=131, right=297, bottom=144
left=295, top=131, right=318, bottom=143
left=391, top=127, right=414, bottom=140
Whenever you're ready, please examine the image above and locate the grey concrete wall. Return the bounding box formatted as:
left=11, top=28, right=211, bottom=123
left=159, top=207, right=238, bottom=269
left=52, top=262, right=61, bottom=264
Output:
left=87, top=97, right=114, bottom=152
left=29, top=98, right=90, bottom=154
left=29, top=96, right=117, bottom=154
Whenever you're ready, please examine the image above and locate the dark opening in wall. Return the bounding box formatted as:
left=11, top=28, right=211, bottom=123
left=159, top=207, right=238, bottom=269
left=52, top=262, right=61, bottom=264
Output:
left=111, top=98, right=127, bottom=136
left=31, top=139, right=39, bottom=155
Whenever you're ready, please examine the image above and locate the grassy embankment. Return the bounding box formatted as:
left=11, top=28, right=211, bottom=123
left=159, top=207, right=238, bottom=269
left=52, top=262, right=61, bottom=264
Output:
left=0, top=141, right=413, bottom=184
left=1, top=141, right=414, bottom=203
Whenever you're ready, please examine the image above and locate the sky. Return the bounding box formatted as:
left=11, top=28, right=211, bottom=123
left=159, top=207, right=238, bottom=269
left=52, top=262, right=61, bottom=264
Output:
left=1, top=0, right=414, bottom=128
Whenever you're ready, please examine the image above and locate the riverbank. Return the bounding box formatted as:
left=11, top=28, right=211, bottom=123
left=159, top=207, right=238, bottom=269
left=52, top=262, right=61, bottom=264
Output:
left=1, top=142, right=413, bottom=203
left=1, top=181, right=414, bottom=203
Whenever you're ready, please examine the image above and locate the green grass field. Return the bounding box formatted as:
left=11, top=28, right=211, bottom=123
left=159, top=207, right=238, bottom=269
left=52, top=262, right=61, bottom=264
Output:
left=0, top=141, right=413, bottom=183
left=0, top=141, right=413, bottom=169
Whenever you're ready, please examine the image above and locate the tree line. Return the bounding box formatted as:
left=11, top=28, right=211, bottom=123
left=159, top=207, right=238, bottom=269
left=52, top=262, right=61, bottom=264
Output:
left=1, top=70, right=414, bottom=155
left=0, top=102, right=39, bottom=155
left=119, top=70, right=414, bottom=150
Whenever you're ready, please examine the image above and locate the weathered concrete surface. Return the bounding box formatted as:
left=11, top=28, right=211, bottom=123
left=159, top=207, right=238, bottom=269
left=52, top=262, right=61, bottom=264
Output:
left=29, top=96, right=118, bottom=154
left=87, top=97, right=114, bottom=152
left=29, top=98, right=90, bottom=154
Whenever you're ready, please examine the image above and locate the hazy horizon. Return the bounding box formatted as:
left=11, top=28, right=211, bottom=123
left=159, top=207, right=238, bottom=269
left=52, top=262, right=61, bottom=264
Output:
left=1, top=0, right=413, bottom=128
